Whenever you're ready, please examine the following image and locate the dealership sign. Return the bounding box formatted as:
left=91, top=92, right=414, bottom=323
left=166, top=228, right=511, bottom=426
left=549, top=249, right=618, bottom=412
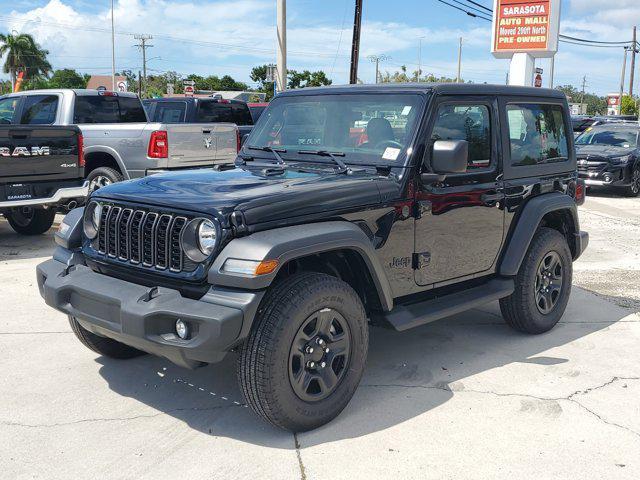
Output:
left=491, top=0, right=560, bottom=58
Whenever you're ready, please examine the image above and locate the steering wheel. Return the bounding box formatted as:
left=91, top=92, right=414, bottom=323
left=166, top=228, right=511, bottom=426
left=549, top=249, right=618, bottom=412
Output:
left=374, top=139, right=403, bottom=150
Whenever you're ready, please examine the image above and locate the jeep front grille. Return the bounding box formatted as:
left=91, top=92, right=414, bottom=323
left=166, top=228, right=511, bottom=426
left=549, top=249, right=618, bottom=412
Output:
left=95, top=204, right=192, bottom=273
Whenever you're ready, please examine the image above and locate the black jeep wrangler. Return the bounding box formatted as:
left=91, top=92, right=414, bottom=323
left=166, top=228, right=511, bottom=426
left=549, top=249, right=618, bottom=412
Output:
left=37, top=84, right=588, bottom=432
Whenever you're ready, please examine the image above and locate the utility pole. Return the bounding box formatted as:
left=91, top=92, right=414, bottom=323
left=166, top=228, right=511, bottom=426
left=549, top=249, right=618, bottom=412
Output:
left=276, top=0, right=286, bottom=92
left=110, top=0, right=116, bottom=91
left=349, top=0, right=363, bottom=84
left=549, top=55, right=555, bottom=89
left=580, top=75, right=586, bottom=108
left=620, top=46, right=628, bottom=113
left=368, top=55, right=388, bottom=83
left=630, top=26, right=637, bottom=97
left=456, top=37, right=463, bottom=83
left=134, top=34, right=153, bottom=96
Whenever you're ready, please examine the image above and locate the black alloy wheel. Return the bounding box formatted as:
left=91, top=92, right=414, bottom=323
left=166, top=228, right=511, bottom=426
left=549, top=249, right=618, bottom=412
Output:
left=288, top=308, right=351, bottom=402
left=534, top=251, right=563, bottom=314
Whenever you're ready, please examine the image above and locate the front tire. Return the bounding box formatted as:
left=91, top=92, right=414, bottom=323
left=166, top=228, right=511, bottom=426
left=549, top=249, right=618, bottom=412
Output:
left=500, top=227, right=572, bottom=334
left=238, top=272, right=368, bottom=432
left=622, top=165, right=640, bottom=197
left=6, top=207, right=56, bottom=235
left=69, top=316, right=146, bottom=359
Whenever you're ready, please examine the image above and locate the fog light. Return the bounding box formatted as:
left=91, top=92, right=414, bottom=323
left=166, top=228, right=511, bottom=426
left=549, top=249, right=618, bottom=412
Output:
left=175, top=319, right=188, bottom=339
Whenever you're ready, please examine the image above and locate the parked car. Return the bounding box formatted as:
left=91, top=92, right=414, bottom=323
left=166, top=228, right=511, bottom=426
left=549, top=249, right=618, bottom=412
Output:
left=38, top=83, right=587, bottom=432
left=0, top=90, right=239, bottom=193
left=247, top=102, right=269, bottom=123
left=143, top=97, right=254, bottom=138
left=1, top=125, right=86, bottom=235
left=576, top=122, right=640, bottom=196
left=571, top=115, right=595, bottom=135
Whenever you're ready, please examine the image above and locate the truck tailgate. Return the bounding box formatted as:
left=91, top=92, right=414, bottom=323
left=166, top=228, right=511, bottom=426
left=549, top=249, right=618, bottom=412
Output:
left=165, top=123, right=237, bottom=168
left=0, top=126, right=83, bottom=183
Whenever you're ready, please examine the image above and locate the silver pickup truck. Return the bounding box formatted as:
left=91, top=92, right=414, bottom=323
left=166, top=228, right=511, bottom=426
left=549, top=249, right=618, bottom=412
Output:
left=0, top=90, right=239, bottom=193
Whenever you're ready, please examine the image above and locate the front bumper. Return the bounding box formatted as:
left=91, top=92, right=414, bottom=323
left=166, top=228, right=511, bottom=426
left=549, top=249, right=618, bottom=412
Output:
left=0, top=180, right=89, bottom=208
left=36, top=258, right=263, bottom=368
left=574, top=231, right=589, bottom=261
left=578, top=163, right=631, bottom=187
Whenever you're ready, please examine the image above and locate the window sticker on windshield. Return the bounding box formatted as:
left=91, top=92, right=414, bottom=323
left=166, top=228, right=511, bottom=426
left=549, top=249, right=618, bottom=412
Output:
left=382, top=147, right=401, bottom=161
left=401, top=105, right=412, bottom=116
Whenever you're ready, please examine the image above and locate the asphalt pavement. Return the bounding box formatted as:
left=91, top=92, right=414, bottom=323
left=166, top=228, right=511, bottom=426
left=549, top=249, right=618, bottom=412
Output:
left=1, top=193, right=639, bottom=480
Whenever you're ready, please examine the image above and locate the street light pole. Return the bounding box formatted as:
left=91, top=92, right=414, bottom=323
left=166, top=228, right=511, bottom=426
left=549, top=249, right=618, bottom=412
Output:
left=111, top=0, right=116, bottom=91
left=418, top=37, right=423, bottom=82
left=276, top=0, right=287, bottom=92
left=456, top=37, right=463, bottom=83
left=620, top=46, right=628, bottom=114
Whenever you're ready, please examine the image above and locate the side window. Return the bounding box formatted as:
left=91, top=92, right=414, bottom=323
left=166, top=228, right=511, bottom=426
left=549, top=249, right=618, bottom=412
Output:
left=507, top=104, right=568, bottom=166
left=431, top=104, right=491, bottom=169
left=19, top=95, right=59, bottom=124
left=0, top=97, right=20, bottom=124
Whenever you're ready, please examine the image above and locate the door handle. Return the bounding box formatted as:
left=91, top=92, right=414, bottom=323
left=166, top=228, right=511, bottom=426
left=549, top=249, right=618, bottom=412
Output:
left=481, top=192, right=503, bottom=205
left=202, top=129, right=211, bottom=134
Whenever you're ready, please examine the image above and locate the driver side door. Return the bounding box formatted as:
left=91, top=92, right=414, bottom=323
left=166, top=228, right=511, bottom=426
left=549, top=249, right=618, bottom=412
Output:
left=414, top=96, right=505, bottom=287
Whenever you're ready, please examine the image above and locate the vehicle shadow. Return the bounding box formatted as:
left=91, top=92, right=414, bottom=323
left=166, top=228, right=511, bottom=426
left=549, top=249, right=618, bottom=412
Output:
left=95, top=286, right=635, bottom=448
left=0, top=216, right=60, bottom=262
left=585, top=188, right=630, bottom=199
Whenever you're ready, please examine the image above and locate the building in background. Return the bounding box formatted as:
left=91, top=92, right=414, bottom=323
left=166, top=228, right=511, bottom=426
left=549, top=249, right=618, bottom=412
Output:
left=86, top=75, right=128, bottom=92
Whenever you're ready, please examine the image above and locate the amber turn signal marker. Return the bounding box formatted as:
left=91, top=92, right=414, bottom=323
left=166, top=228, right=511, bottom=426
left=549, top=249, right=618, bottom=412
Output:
left=255, top=259, right=279, bottom=275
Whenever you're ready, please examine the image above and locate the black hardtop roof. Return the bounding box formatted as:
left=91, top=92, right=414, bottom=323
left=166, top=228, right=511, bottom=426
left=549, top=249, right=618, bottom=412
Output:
left=277, top=82, right=567, bottom=99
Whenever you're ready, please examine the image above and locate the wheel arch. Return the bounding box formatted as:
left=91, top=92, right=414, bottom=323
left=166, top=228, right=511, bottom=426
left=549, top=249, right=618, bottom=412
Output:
left=83, top=146, right=128, bottom=179
left=499, top=192, right=580, bottom=277
left=208, top=221, right=394, bottom=313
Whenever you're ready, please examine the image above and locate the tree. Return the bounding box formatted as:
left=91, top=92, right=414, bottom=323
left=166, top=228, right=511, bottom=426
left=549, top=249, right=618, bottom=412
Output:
left=555, top=85, right=607, bottom=116
left=620, top=95, right=638, bottom=116
left=380, top=65, right=458, bottom=84
left=0, top=32, right=51, bottom=89
left=251, top=65, right=275, bottom=100
left=47, top=69, right=87, bottom=89
left=287, top=69, right=332, bottom=89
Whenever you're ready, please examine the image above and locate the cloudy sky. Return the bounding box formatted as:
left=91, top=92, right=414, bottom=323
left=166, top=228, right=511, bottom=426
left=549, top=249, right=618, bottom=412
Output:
left=0, top=0, right=638, bottom=95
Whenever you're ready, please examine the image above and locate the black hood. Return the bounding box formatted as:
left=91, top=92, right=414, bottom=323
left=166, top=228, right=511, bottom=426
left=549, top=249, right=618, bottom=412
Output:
left=575, top=144, right=635, bottom=159
left=92, top=166, right=386, bottom=227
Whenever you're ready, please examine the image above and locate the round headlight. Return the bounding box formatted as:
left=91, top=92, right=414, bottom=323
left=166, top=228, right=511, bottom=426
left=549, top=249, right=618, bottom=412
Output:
left=83, top=202, right=101, bottom=239
left=92, top=203, right=102, bottom=229
left=197, top=219, right=218, bottom=255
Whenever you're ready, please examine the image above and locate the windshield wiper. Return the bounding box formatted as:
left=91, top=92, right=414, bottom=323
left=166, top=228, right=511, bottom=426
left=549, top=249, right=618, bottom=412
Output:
left=246, top=145, right=287, bottom=165
left=297, top=150, right=349, bottom=174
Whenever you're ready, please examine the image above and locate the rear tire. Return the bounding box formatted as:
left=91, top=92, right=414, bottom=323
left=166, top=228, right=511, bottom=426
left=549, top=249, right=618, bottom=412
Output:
left=500, top=227, right=572, bottom=334
left=87, top=167, right=123, bottom=194
left=6, top=207, right=56, bottom=235
left=69, top=316, right=146, bottom=359
left=237, top=272, right=368, bottom=432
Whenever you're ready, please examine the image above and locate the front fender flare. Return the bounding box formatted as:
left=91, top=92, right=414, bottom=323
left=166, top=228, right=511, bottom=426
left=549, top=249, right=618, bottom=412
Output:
left=208, top=221, right=394, bottom=311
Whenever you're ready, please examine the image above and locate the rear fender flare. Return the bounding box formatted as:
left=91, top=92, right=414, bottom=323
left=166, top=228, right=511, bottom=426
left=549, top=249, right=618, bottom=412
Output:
left=83, top=145, right=129, bottom=179
left=499, top=192, right=579, bottom=276
left=208, top=221, right=394, bottom=311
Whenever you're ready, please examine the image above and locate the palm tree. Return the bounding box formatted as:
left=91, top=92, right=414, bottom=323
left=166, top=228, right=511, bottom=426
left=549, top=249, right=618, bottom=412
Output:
left=0, top=32, right=51, bottom=90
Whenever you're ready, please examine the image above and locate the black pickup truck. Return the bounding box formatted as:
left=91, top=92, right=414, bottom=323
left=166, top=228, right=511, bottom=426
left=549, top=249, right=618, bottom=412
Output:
left=143, top=97, right=254, bottom=138
left=1, top=125, right=87, bottom=235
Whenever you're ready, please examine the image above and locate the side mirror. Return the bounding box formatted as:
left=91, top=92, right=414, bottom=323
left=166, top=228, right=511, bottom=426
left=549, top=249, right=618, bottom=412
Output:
left=431, top=140, right=469, bottom=174
left=421, top=139, right=468, bottom=185
left=241, top=133, right=250, bottom=146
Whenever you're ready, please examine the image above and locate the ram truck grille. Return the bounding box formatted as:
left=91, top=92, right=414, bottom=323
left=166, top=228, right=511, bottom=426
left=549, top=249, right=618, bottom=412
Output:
left=95, top=204, right=194, bottom=273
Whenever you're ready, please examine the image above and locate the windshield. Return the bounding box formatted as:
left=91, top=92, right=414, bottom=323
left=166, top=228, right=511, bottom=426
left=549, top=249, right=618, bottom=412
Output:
left=575, top=127, right=638, bottom=148
left=246, top=93, right=424, bottom=165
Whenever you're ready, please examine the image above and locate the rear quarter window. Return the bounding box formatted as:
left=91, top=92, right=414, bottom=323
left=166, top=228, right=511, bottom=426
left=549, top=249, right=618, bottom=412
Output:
left=196, top=101, right=253, bottom=125
left=73, top=95, right=146, bottom=123
left=507, top=103, right=569, bottom=166
left=20, top=95, right=59, bottom=124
